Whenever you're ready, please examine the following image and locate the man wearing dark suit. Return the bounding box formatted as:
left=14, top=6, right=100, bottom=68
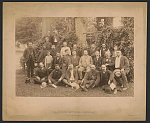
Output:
left=93, top=51, right=102, bottom=71
left=80, top=65, right=100, bottom=91
left=34, top=62, right=49, bottom=84
left=52, top=52, right=62, bottom=69
left=50, top=45, right=57, bottom=57
left=23, top=42, right=36, bottom=82
left=37, top=46, right=48, bottom=63
left=61, top=49, right=72, bottom=72
left=99, top=64, right=112, bottom=87
left=102, top=52, right=115, bottom=71
left=70, top=50, right=80, bottom=68
left=71, top=44, right=82, bottom=57
left=100, top=43, right=110, bottom=58
left=43, top=36, right=52, bottom=50
left=114, top=50, right=130, bottom=90
left=88, top=44, right=98, bottom=58
left=48, top=64, right=65, bottom=87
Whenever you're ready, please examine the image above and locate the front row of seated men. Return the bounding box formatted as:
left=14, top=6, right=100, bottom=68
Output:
left=33, top=60, right=129, bottom=94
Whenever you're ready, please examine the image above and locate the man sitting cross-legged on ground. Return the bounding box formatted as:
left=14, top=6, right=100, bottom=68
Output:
left=111, top=69, right=129, bottom=93
left=78, top=50, right=93, bottom=80
left=99, top=64, right=112, bottom=87
left=62, top=64, right=79, bottom=89
left=48, top=64, right=65, bottom=88
left=99, top=65, right=117, bottom=94
left=33, top=62, right=49, bottom=86
left=80, top=65, right=100, bottom=92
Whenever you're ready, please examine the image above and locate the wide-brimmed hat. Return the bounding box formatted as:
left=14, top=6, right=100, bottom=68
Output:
left=40, top=82, right=47, bottom=88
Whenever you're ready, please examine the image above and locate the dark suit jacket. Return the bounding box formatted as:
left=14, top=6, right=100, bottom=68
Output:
left=84, top=69, right=100, bottom=84
left=37, top=49, right=48, bottom=63
left=49, top=69, right=65, bottom=82
left=52, top=56, right=62, bottom=69
left=102, top=57, right=115, bottom=66
left=93, top=56, right=102, bottom=70
left=119, top=56, right=129, bottom=71
left=99, top=70, right=112, bottom=86
left=65, top=69, right=78, bottom=82
left=89, top=47, right=98, bottom=57
left=23, top=47, right=36, bottom=62
left=62, top=55, right=72, bottom=67
left=35, top=67, right=48, bottom=79
left=70, top=56, right=80, bottom=67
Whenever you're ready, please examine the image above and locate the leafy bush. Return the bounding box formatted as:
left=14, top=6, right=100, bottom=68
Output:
left=16, top=17, right=42, bottom=44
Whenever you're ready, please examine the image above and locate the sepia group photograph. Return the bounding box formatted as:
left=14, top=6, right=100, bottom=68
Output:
left=3, top=2, right=146, bottom=121
left=16, top=17, right=134, bottom=97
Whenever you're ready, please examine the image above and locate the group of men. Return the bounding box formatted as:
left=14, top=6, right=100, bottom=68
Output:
left=23, top=39, right=130, bottom=94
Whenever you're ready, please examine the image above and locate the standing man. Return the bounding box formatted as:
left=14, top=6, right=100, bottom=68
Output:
left=37, top=45, right=48, bottom=63
left=93, top=51, right=102, bottom=71
left=60, top=41, right=71, bottom=57
left=44, top=36, right=52, bottom=50
left=78, top=50, right=93, bottom=80
left=72, top=44, right=82, bottom=57
left=50, top=45, right=57, bottom=57
left=23, top=42, right=36, bottom=83
left=100, top=43, right=110, bottom=58
left=114, top=50, right=130, bottom=90
left=80, top=65, right=100, bottom=92
left=89, top=43, right=98, bottom=58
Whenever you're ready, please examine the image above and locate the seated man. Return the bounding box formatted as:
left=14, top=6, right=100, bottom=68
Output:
left=51, top=52, right=62, bottom=69
left=33, top=62, right=49, bottom=84
left=102, top=51, right=115, bottom=71
left=112, top=69, right=128, bottom=91
left=61, top=49, right=72, bottom=72
left=48, top=64, right=65, bottom=88
left=70, top=50, right=80, bottom=69
left=78, top=50, right=93, bottom=80
left=63, top=64, right=79, bottom=87
left=99, top=64, right=112, bottom=87
left=99, top=65, right=117, bottom=94
left=80, top=65, right=100, bottom=92
left=93, top=51, right=102, bottom=71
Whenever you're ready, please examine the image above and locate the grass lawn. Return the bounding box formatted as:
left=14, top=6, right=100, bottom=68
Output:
left=16, top=69, right=134, bottom=97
